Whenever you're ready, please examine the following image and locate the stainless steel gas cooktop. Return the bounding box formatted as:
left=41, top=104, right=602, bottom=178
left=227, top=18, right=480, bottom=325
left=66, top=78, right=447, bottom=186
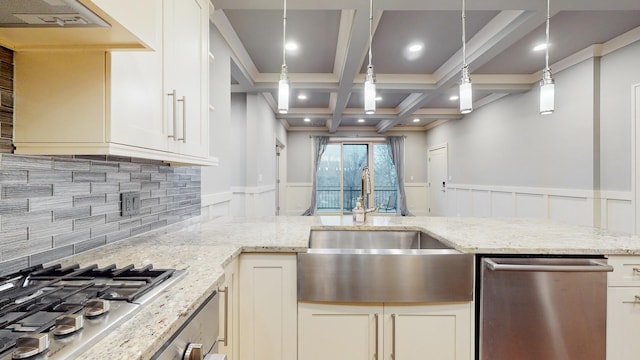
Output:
left=0, top=263, right=185, bottom=359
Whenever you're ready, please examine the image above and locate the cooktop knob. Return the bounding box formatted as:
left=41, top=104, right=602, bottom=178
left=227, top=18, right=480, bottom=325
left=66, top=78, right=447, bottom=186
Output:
left=53, top=313, right=84, bottom=336
left=84, top=298, right=111, bottom=317
left=12, top=333, right=49, bottom=359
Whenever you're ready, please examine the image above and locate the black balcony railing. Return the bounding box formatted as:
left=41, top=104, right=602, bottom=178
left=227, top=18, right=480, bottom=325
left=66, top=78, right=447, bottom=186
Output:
left=316, top=186, right=397, bottom=213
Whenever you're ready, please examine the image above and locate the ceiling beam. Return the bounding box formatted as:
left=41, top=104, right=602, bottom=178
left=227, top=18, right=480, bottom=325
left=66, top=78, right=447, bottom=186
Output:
left=330, top=8, right=379, bottom=133
left=377, top=10, right=547, bottom=133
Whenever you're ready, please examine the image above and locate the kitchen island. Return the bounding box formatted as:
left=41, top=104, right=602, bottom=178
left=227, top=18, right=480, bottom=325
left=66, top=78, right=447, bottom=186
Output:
left=55, top=215, right=640, bottom=359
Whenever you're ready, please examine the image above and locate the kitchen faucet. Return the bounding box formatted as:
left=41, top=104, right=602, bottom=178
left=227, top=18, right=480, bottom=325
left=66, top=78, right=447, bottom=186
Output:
left=359, top=166, right=380, bottom=219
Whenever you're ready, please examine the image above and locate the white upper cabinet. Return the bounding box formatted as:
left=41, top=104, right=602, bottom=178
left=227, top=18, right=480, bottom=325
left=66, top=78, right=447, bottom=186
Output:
left=0, top=0, right=159, bottom=51
left=13, top=0, right=215, bottom=166
left=163, top=0, right=210, bottom=159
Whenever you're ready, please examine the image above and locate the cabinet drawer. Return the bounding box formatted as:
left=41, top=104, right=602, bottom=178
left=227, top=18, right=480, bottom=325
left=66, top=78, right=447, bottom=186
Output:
left=606, top=287, right=640, bottom=360
left=607, top=256, right=640, bottom=286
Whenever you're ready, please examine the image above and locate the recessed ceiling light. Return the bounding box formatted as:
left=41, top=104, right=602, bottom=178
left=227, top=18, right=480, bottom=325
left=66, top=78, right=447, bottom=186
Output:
left=298, top=94, right=308, bottom=100
left=285, top=42, right=299, bottom=52
left=304, top=118, right=311, bottom=122
left=358, top=118, right=365, bottom=123
left=375, top=96, right=382, bottom=101
left=413, top=118, right=420, bottom=123
left=408, top=43, right=423, bottom=52
left=449, top=95, right=460, bottom=101
left=533, top=43, right=548, bottom=51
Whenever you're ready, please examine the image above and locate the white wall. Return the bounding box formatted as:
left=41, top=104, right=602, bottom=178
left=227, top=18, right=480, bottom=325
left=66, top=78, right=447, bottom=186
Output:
left=229, top=93, right=287, bottom=217
left=600, top=41, right=640, bottom=191
left=202, top=22, right=287, bottom=218
left=201, top=24, right=232, bottom=218
left=285, top=131, right=429, bottom=215
left=426, top=41, right=640, bottom=234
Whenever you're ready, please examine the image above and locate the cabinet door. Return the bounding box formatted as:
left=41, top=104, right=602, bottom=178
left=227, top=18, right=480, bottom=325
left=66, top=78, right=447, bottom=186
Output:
left=163, top=0, right=209, bottom=158
left=298, top=303, right=383, bottom=360
left=109, top=0, right=166, bottom=152
left=607, top=287, right=640, bottom=360
left=219, top=257, right=239, bottom=360
left=384, top=303, right=472, bottom=360
left=238, top=254, right=297, bottom=360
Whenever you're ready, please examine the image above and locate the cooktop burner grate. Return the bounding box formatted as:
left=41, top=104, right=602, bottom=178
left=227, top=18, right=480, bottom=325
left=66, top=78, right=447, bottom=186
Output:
left=0, top=263, right=184, bottom=359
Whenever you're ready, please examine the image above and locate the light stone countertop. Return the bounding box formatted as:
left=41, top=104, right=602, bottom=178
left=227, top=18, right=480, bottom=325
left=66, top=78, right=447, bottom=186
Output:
left=51, top=215, right=640, bottom=359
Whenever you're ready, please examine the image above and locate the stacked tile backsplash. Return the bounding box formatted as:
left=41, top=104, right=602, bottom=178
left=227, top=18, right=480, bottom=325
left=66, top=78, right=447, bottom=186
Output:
left=0, top=46, right=12, bottom=153
left=0, top=154, right=201, bottom=276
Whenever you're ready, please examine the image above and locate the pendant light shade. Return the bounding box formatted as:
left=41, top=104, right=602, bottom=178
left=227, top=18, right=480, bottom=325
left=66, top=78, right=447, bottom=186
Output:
left=540, top=0, right=554, bottom=115
left=278, top=0, right=289, bottom=114
left=364, top=65, right=376, bottom=115
left=459, top=0, right=472, bottom=114
left=460, top=66, right=472, bottom=114
left=364, top=0, right=376, bottom=115
left=278, top=65, right=290, bottom=114
left=539, top=69, right=554, bottom=115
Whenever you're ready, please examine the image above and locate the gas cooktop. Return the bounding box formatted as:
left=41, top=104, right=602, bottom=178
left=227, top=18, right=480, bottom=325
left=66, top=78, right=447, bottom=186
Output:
left=0, top=263, right=185, bottom=359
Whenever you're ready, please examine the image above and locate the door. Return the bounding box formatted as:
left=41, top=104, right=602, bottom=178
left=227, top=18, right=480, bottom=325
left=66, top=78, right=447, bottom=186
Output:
left=298, top=302, right=382, bottom=360
left=238, top=254, right=297, bottom=360
left=480, top=257, right=609, bottom=360
left=275, top=141, right=285, bottom=216
left=635, top=84, right=640, bottom=234
left=315, top=142, right=397, bottom=214
left=607, top=287, right=640, bottom=360
left=218, top=258, right=238, bottom=360
left=164, top=0, right=208, bottom=157
left=428, top=144, right=448, bottom=216
left=383, top=304, right=472, bottom=360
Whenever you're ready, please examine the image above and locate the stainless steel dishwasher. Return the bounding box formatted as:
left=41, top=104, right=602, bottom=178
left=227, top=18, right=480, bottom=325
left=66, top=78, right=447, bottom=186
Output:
left=479, top=257, right=613, bottom=360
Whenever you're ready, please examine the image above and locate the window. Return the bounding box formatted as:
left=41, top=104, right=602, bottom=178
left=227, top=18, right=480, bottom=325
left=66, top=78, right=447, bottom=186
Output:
left=316, top=142, right=397, bottom=214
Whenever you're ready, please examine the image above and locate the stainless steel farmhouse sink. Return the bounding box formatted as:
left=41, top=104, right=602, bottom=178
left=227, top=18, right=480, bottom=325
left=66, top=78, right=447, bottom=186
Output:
left=297, top=229, right=474, bottom=303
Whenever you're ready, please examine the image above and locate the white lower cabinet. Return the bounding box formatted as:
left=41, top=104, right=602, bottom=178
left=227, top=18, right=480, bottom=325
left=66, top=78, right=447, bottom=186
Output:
left=238, top=254, right=297, bottom=360
left=218, top=257, right=239, bottom=360
left=298, top=302, right=472, bottom=360
left=607, top=256, right=640, bottom=360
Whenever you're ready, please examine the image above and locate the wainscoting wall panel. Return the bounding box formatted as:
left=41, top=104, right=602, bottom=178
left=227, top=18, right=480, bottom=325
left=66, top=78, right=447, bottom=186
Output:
left=446, top=184, right=634, bottom=234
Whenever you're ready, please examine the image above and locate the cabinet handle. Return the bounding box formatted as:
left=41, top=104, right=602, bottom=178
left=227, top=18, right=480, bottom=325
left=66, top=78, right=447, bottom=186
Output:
left=183, top=343, right=203, bottom=360
left=373, top=313, right=379, bottom=360
left=177, top=96, right=187, bottom=143
left=391, top=314, right=397, bottom=360
left=633, top=267, right=640, bottom=275
left=622, top=295, right=640, bottom=304
left=217, top=286, right=229, bottom=346
left=167, top=90, right=178, bottom=140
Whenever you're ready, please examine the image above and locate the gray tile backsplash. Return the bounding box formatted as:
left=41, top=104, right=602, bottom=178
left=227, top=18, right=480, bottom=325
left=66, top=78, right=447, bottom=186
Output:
left=0, top=154, right=201, bottom=275
left=0, top=46, right=12, bottom=154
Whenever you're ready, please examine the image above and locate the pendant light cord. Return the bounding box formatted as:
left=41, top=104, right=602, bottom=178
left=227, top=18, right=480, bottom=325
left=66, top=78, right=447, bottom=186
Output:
left=368, top=0, right=373, bottom=67
left=544, top=0, right=550, bottom=71
left=461, top=0, right=466, bottom=67
left=282, top=0, right=287, bottom=67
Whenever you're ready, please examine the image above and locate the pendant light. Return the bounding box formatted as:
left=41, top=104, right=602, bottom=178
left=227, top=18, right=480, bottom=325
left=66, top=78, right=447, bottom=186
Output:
left=459, top=0, right=472, bottom=114
left=278, top=0, right=290, bottom=114
left=539, top=0, right=555, bottom=115
left=364, top=0, right=376, bottom=115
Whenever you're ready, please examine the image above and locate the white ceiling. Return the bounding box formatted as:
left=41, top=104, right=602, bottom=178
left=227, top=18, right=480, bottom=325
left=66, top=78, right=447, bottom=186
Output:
left=211, top=0, right=640, bottom=133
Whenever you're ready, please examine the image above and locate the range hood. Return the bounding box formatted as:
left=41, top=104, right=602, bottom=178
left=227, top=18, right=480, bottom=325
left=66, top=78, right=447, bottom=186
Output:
left=0, top=0, right=109, bottom=27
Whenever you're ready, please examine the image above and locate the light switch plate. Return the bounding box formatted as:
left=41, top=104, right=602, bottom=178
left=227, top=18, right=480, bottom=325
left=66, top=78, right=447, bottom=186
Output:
left=120, top=191, right=140, bottom=216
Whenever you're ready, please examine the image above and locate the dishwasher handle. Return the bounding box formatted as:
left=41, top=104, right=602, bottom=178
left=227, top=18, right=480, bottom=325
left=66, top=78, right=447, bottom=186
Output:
left=484, top=258, right=614, bottom=272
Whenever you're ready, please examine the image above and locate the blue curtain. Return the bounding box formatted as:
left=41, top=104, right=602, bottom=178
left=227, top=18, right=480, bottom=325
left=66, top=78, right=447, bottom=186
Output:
left=386, top=136, right=413, bottom=216
left=302, top=136, right=330, bottom=215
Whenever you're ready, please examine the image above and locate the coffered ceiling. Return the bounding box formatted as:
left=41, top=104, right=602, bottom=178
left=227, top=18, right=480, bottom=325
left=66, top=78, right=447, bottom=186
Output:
left=210, top=0, right=640, bottom=133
